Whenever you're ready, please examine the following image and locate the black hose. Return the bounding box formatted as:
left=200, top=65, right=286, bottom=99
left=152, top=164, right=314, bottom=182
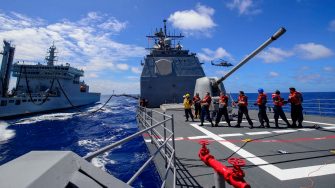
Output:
left=56, top=78, right=139, bottom=114
left=24, top=67, right=54, bottom=105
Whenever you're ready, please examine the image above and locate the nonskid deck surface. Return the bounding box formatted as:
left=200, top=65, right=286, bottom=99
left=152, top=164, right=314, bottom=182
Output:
left=141, top=108, right=335, bottom=188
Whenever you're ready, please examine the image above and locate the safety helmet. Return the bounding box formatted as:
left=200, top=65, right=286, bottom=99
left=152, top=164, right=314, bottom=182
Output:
left=258, top=88, right=264, bottom=93
left=185, top=93, right=190, bottom=97
left=289, top=87, right=296, bottom=91
left=275, top=90, right=280, bottom=94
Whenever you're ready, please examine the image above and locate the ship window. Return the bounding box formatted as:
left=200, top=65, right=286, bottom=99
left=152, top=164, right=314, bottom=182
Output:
left=28, top=100, right=31, bottom=102
left=9, top=100, right=14, bottom=103
left=15, top=100, right=21, bottom=105
left=1, top=100, right=7, bottom=106
left=33, top=99, right=37, bottom=102
left=22, top=100, right=27, bottom=102
left=38, top=99, right=41, bottom=101
left=47, top=99, right=50, bottom=101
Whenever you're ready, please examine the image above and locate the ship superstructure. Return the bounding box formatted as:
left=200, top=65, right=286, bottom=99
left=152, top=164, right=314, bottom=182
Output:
left=0, top=41, right=100, bottom=118
left=140, top=20, right=205, bottom=107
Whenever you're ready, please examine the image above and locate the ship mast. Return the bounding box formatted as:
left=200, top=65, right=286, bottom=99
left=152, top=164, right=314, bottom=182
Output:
left=145, top=20, right=184, bottom=51
left=45, top=44, right=57, bottom=66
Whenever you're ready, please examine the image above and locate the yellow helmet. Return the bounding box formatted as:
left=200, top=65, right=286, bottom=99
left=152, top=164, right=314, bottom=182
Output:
left=185, top=93, right=190, bottom=97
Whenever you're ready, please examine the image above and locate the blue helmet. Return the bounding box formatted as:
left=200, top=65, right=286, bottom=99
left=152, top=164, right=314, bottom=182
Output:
left=258, top=88, right=264, bottom=93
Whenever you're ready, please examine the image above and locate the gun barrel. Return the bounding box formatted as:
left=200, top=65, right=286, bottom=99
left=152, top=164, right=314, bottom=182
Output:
left=216, top=27, right=286, bottom=85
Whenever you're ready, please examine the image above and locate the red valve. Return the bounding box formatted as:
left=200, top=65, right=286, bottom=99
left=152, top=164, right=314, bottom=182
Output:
left=228, top=158, right=246, bottom=167
left=198, top=143, right=251, bottom=188
left=228, top=158, right=246, bottom=179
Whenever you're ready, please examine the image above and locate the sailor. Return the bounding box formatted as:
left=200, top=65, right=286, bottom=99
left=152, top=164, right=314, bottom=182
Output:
left=272, top=90, right=291, bottom=128
left=183, top=93, right=194, bottom=122
left=254, top=88, right=270, bottom=128
left=215, top=91, right=231, bottom=127
left=200, top=92, right=214, bottom=127
left=193, top=93, right=201, bottom=119
left=288, top=87, right=304, bottom=127
left=234, top=91, right=253, bottom=128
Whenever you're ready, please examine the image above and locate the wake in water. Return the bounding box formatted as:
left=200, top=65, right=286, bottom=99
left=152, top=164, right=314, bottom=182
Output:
left=0, top=121, right=15, bottom=143
left=0, top=96, right=161, bottom=188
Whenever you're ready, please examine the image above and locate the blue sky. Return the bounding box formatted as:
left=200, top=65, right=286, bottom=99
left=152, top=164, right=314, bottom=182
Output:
left=0, top=0, right=334, bottom=94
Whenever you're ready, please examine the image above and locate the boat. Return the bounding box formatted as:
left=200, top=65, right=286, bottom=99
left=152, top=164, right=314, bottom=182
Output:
left=0, top=41, right=100, bottom=118
left=0, top=21, right=334, bottom=188
left=140, top=19, right=205, bottom=107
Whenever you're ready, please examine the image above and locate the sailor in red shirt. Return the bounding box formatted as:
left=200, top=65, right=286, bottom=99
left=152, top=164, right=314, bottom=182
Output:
left=214, top=91, right=231, bottom=127
left=288, top=87, right=304, bottom=127
left=272, top=90, right=291, bottom=128
left=200, top=92, right=214, bottom=127
left=193, top=93, right=201, bottom=119
left=234, top=91, right=253, bottom=128
left=255, top=88, right=270, bottom=128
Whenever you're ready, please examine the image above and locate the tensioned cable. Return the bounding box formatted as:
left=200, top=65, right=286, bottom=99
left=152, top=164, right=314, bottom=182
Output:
left=24, top=66, right=55, bottom=105
left=56, top=78, right=139, bottom=114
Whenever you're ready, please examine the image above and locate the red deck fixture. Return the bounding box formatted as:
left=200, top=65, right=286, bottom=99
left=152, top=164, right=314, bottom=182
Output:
left=198, top=140, right=251, bottom=188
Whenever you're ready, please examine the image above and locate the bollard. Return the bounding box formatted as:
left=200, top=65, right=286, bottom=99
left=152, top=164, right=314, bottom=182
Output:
left=198, top=140, right=251, bottom=188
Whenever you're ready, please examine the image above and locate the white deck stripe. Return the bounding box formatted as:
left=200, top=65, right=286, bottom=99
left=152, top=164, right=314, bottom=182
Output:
left=323, top=126, right=335, bottom=130
left=272, top=130, right=297, bottom=133
left=246, top=131, right=272, bottom=135
left=190, top=123, right=335, bottom=180
left=218, top=133, right=244, bottom=137
left=269, top=119, right=335, bottom=126
left=188, top=135, right=210, bottom=140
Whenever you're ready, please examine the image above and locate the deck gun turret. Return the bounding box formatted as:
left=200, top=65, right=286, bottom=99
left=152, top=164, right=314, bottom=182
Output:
left=194, top=27, right=286, bottom=110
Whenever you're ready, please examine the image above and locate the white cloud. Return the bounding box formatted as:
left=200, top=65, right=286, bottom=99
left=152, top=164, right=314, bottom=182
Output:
left=116, top=63, right=129, bottom=71
left=329, top=19, right=335, bottom=32
left=269, top=71, right=279, bottom=77
left=226, top=0, right=262, bottom=15
left=0, top=11, right=146, bottom=77
left=258, top=47, right=294, bottom=63
left=295, top=43, right=333, bottom=60
left=168, top=3, right=216, bottom=37
left=131, top=67, right=142, bottom=74
left=295, top=74, right=321, bottom=83
left=324, top=66, right=334, bottom=72
left=197, top=47, right=232, bottom=62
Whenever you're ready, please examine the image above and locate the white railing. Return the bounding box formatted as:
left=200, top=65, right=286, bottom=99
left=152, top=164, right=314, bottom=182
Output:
left=84, top=106, right=176, bottom=188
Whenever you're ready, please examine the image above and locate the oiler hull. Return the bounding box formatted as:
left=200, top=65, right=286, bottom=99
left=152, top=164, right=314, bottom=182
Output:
left=0, top=93, right=100, bottom=119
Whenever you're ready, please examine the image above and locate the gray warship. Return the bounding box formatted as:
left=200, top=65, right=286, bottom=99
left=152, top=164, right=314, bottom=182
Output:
left=0, top=41, right=100, bottom=118
left=140, top=20, right=205, bottom=107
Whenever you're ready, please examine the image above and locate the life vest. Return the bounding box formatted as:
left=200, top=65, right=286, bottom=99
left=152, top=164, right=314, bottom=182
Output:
left=238, top=95, right=248, bottom=107
left=219, top=95, right=229, bottom=107
left=201, top=95, right=212, bottom=107
left=272, top=93, right=284, bottom=106
left=289, top=91, right=303, bottom=105
left=193, top=96, right=201, bottom=104
left=183, top=98, right=192, bottom=109
left=257, top=93, right=267, bottom=106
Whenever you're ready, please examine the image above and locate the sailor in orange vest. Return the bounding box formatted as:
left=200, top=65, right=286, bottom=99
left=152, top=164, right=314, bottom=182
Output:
left=288, top=87, right=304, bottom=127
left=234, top=91, right=253, bottom=128
left=272, top=90, right=291, bottom=128
left=193, top=93, right=201, bottom=119
left=183, top=93, right=194, bottom=122
left=200, top=92, right=214, bottom=127
left=254, top=88, right=270, bottom=128
left=214, top=91, right=231, bottom=127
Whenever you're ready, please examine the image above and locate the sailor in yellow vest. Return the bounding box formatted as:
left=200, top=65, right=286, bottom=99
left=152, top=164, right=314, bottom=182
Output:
left=183, top=93, right=194, bottom=122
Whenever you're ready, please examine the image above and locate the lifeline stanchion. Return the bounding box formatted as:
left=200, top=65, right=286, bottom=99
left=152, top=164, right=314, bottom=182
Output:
left=198, top=140, right=251, bottom=188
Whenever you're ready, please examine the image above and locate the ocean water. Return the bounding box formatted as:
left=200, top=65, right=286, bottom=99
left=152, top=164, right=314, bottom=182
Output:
left=0, top=95, right=162, bottom=188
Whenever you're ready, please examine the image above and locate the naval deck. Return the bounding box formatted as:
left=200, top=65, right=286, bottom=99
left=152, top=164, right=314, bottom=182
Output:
left=139, top=105, right=335, bottom=188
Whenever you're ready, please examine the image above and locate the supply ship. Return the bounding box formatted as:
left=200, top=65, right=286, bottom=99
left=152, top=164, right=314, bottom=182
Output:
left=0, top=41, right=100, bottom=118
left=0, top=21, right=334, bottom=188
